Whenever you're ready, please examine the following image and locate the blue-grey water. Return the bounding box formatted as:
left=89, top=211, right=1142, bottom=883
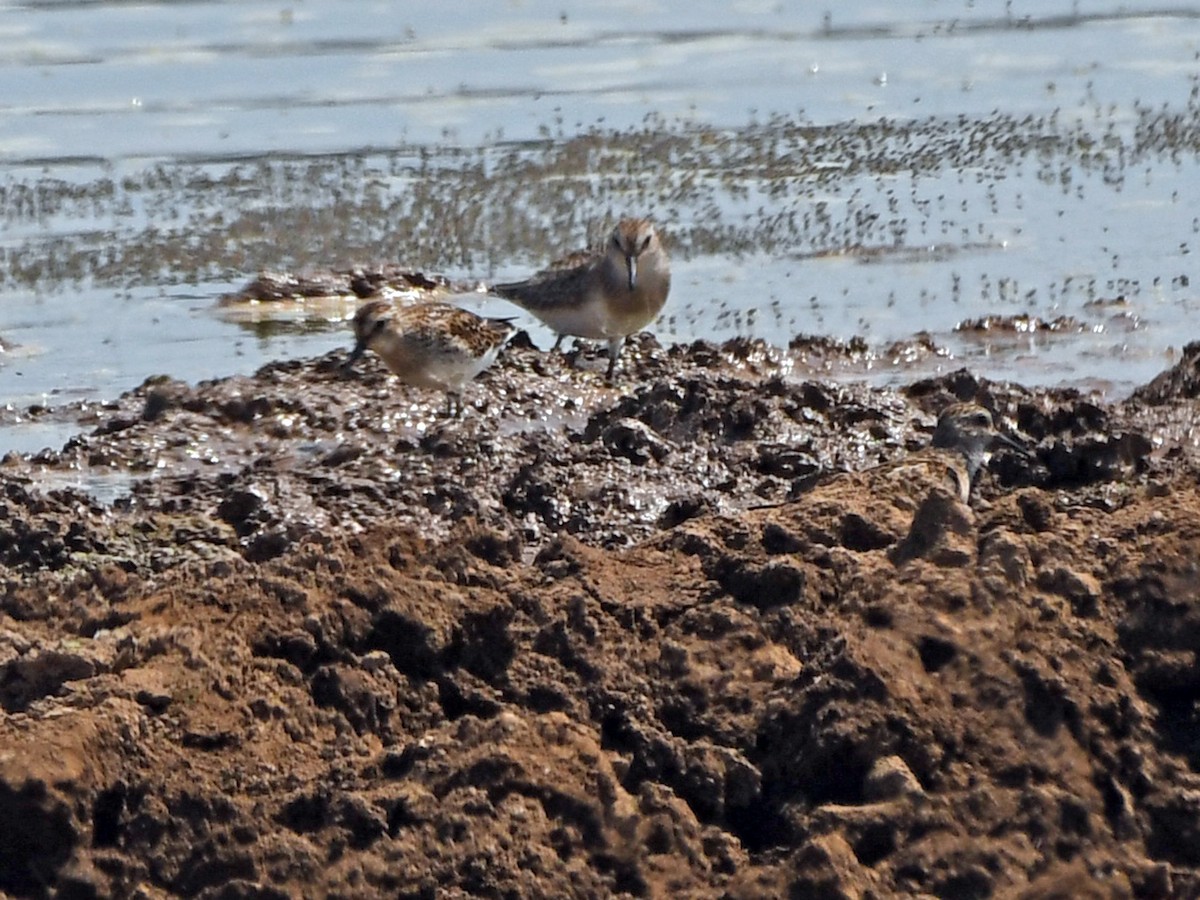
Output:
left=3, top=1, right=1200, bottom=454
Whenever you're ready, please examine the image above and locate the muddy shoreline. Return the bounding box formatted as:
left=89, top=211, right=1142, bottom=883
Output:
left=3, top=333, right=1200, bottom=898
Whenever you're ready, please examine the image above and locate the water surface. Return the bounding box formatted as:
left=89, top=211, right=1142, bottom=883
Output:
left=3, top=1, right=1199, bottom=452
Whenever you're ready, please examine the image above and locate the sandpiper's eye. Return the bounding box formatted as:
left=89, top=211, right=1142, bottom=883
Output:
left=641, top=235, right=651, bottom=251
left=372, top=318, right=388, bottom=335
left=612, top=234, right=622, bottom=249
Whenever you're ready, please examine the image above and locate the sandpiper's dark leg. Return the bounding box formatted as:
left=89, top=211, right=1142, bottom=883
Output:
left=605, top=337, right=624, bottom=383
left=554, top=333, right=581, bottom=369
left=342, top=338, right=368, bottom=373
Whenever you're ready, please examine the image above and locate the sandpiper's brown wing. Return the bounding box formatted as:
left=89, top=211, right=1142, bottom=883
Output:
left=867, top=449, right=971, bottom=504
left=492, top=250, right=598, bottom=313
left=393, top=304, right=515, bottom=356
left=537, top=248, right=595, bottom=274
left=758, top=446, right=969, bottom=510
left=492, top=265, right=595, bottom=312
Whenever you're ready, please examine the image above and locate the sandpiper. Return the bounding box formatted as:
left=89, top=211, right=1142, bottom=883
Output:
left=761, top=402, right=1026, bottom=510
left=866, top=401, right=1027, bottom=563
left=835, top=402, right=1025, bottom=504
left=744, top=402, right=1027, bottom=565
left=343, top=299, right=516, bottom=415
left=919, top=401, right=1025, bottom=502
left=491, top=217, right=671, bottom=382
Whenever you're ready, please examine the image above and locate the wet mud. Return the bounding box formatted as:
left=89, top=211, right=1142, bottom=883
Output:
left=2, top=334, right=1200, bottom=898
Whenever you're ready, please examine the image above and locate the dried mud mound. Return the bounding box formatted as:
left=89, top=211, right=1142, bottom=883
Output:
left=2, top=337, right=1199, bottom=898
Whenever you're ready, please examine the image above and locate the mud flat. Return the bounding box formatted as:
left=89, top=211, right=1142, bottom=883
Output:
left=2, top=333, right=1200, bottom=898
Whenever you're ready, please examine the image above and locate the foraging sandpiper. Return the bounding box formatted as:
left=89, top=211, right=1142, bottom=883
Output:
left=343, top=299, right=516, bottom=415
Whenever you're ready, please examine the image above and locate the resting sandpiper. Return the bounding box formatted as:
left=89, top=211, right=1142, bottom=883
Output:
left=343, top=299, right=516, bottom=415
left=491, top=217, right=671, bottom=382
left=920, top=401, right=1025, bottom=501
left=848, top=401, right=1025, bottom=504
left=760, top=401, right=1026, bottom=510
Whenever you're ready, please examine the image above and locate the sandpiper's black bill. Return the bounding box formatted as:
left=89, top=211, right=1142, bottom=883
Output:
left=993, top=431, right=1031, bottom=457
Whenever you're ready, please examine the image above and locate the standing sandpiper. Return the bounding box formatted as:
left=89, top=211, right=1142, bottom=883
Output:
left=491, top=217, right=671, bottom=382
left=343, top=299, right=516, bottom=415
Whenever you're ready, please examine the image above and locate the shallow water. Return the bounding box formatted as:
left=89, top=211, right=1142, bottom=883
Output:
left=3, top=1, right=1200, bottom=453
